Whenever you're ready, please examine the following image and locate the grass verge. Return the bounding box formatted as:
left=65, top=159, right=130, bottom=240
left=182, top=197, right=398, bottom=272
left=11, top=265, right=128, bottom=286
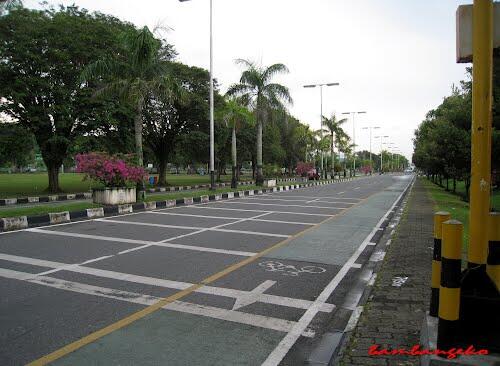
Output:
left=421, top=178, right=470, bottom=259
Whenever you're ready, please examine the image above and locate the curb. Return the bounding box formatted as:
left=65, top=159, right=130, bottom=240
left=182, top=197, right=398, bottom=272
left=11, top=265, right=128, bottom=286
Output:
left=0, top=178, right=356, bottom=232
left=0, top=177, right=313, bottom=206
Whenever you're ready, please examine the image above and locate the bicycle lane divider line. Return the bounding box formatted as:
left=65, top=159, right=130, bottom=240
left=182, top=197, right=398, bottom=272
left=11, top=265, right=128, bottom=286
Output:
left=25, top=184, right=382, bottom=366
left=261, top=176, right=415, bottom=366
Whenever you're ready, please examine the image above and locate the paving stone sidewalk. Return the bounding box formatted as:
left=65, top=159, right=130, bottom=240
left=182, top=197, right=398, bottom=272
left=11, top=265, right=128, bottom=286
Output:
left=339, top=178, right=434, bottom=366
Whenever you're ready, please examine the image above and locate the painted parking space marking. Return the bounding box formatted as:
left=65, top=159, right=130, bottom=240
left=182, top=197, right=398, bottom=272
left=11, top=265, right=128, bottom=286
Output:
left=0, top=268, right=315, bottom=337
left=196, top=206, right=335, bottom=217
left=95, top=218, right=290, bottom=238
left=0, top=253, right=335, bottom=313
left=150, top=212, right=314, bottom=226
left=219, top=201, right=348, bottom=210
left=26, top=228, right=257, bottom=257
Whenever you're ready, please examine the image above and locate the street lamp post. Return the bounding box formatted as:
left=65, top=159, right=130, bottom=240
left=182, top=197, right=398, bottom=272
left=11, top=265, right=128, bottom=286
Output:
left=375, top=135, right=389, bottom=173
left=362, top=125, right=380, bottom=174
left=342, top=111, right=366, bottom=176
left=304, top=82, right=340, bottom=179
left=180, top=0, right=215, bottom=189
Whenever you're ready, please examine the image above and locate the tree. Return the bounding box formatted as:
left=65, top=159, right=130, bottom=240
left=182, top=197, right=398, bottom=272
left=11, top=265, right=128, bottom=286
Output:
left=322, top=114, right=347, bottom=176
left=0, top=122, right=35, bottom=170
left=220, top=98, right=253, bottom=188
left=227, top=59, right=292, bottom=185
left=0, top=6, right=134, bottom=192
left=81, top=26, right=177, bottom=197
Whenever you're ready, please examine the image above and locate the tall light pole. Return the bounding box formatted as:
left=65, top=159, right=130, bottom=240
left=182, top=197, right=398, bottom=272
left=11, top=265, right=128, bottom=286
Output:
left=374, top=135, right=389, bottom=172
left=180, top=0, right=215, bottom=189
left=304, top=82, right=340, bottom=179
left=342, top=111, right=366, bottom=176
left=362, top=125, right=380, bottom=174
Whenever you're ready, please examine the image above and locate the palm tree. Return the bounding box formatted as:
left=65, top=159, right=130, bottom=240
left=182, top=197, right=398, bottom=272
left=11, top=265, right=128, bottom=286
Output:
left=227, top=59, right=292, bottom=185
left=335, top=129, right=351, bottom=176
left=322, top=114, right=348, bottom=177
left=81, top=26, right=176, bottom=198
left=221, top=98, right=253, bottom=188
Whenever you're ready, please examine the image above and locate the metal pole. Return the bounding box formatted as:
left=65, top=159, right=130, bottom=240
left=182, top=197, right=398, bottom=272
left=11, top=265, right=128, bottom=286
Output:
left=209, top=0, right=215, bottom=190
left=369, top=127, right=372, bottom=174
left=380, top=138, right=383, bottom=173
left=468, top=0, right=493, bottom=267
left=352, top=113, right=356, bottom=175
left=320, top=85, right=323, bottom=179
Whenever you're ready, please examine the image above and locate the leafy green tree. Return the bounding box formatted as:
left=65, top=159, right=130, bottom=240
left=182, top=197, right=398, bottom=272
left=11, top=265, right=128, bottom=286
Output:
left=227, top=59, right=292, bottom=185
left=0, top=6, right=134, bottom=192
left=0, top=122, right=35, bottom=170
left=81, top=26, right=177, bottom=196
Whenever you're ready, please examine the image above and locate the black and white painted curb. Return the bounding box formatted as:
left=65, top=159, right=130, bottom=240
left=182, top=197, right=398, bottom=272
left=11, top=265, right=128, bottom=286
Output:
left=305, top=176, right=416, bottom=366
left=0, top=178, right=356, bottom=232
left=0, top=177, right=324, bottom=206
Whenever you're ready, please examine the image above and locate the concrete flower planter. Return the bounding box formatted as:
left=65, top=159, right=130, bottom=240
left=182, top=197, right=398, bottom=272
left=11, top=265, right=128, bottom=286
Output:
left=92, top=187, right=136, bottom=205
left=263, top=179, right=277, bottom=188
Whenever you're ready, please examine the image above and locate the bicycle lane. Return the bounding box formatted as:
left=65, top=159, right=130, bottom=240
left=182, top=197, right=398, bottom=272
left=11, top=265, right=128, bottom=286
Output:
left=43, top=176, right=410, bottom=365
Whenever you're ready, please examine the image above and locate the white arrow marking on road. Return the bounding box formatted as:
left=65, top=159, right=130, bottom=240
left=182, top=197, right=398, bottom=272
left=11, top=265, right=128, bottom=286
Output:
left=232, top=280, right=276, bottom=310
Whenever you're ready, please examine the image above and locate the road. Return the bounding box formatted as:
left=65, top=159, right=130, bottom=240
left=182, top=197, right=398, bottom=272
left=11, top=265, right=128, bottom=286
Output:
left=0, top=174, right=412, bottom=365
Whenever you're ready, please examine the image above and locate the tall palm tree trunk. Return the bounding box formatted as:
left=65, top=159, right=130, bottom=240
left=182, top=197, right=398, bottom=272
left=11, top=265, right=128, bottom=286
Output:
left=135, top=101, right=145, bottom=200
left=256, top=120, right=264, bottom=185
left=331, top=132, right=335, bottom=180
left=231, top=126, right=237, bottom=188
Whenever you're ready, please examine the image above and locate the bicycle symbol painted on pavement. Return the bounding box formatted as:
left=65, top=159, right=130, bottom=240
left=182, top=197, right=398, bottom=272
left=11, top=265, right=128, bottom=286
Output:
left=258, top=260, right=326, bottom=277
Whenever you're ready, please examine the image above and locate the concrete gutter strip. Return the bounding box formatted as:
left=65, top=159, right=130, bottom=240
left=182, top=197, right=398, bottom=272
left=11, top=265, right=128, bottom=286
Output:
left=0, top=177, right=358, bottom=232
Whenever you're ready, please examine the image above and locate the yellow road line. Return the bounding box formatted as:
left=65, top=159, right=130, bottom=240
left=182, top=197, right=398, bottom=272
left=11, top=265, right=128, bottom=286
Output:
left=27, top=187, right=378, bottom=366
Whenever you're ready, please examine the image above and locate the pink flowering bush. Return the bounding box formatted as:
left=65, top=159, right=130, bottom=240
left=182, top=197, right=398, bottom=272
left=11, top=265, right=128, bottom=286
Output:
left=296, top=162, right=315, bottom=177
left=75, top=153, right=147, bottom=187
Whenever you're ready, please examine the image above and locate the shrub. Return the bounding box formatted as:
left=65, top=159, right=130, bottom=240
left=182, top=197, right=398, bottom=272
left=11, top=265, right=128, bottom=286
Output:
left=75, top=153, right=146, bottom=187
left=296, top=161, right=315, bottom=177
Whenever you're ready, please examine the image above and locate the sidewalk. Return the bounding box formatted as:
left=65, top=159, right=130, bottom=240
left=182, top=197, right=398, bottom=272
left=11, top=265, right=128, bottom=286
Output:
left=338, top=177, right=434, bottom=366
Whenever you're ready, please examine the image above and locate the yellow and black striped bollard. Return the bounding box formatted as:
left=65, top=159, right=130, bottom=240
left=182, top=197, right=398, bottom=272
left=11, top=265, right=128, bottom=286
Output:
left=487, top=212, right=500, bottom=292
left=430, top=212, right=451, bottom=317
left=437, top=219, right=463, bottom=350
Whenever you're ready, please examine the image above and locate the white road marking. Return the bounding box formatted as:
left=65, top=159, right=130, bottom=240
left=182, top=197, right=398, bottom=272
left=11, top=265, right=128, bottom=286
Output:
left=337, top=191, right=345, bottom=195
left=25, top=228, right=257, bottom=257
left=0, top=255, right=334, bottom=312
left=218, top=201, right=347, bottom=210
left=94, top=218, right=290, bottom=238
left=150, top=212, right=313, bottom=226
left=196, top=206, right=334, bottom=217
left=258, top=194, right=361, bottom=201
left=232, top=280, right=276, bottom=310
left=0, top=268, right=315, bottom=337
left=261, top=177, right=414, bottom=366
left=354, top=187, right=360, bottom=190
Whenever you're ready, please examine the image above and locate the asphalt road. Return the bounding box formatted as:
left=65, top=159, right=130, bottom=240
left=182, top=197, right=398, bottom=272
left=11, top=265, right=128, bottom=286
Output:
left=0, top=174, right=412, bottom=366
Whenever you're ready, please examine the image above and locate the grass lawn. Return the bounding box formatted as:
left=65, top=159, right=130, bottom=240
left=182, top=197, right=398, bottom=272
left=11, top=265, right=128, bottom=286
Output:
left=0, top=202, right=102, bottom=219
left=0, top=184, right=261, bottom=218
left=0, top=172, right=253, bottom=198
left=421, top=178, right=470, bottom=260
left=143, top=185, right=260, bottom=202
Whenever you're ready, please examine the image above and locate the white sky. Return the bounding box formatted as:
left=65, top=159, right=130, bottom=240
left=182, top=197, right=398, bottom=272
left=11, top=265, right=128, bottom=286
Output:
left=26, top=0, right=472, bottom=160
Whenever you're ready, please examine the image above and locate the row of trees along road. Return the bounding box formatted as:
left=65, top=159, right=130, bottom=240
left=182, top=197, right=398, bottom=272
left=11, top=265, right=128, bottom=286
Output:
left=413, top=61, right=500, bottom=199
left=0, top=4, right=379, bottom=193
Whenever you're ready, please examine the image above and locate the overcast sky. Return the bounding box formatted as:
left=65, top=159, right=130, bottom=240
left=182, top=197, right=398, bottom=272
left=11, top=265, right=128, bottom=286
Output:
left=26, top=0, right=472, bottom=160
